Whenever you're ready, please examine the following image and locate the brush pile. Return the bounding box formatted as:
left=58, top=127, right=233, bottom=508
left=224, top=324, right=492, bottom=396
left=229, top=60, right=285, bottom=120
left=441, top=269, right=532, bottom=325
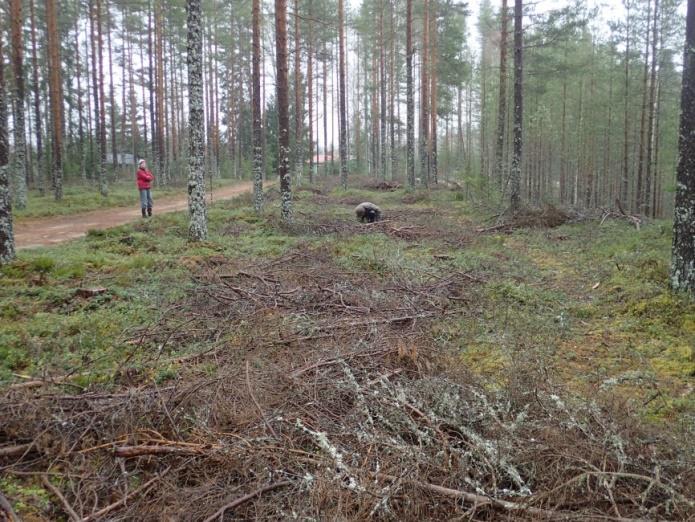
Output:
left=2, top=245, right=693, bottom=521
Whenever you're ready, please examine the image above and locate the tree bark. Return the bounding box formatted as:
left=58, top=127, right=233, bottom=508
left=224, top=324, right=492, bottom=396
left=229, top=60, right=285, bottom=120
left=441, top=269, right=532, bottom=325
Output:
left=420, top=0, right=430, bottom=186
left=644, top=0, right=660, bottom=216
left=510, top=0, right=523, bottom=212
left=187, top=0, right=208, bottom=240
left=47, top=0, right=64, bottom=201
left=106, top=0, right=117, bottom=172
left=0, top=34, right=15, bottom=264
left=307, top=0, right=314, bottom=183
left=621, top=1, right=631, bottom=205
left=671, top=0, right=695, bottom=294
left=494, top=0, right=509, bottom=189
left=429, top=1, right=438, bottom=185
left=294, top=0, right=304, bottom=183
left=379, top=0, right=387, bottom=181
left=29, top=0, right=45, bottom=192
left=406, top=0, right=415, bottom=188
left=339, top=0, right=348, bottom=187
left=636, top=0, right=652, bottom=212
left=10, top=0, right=27, bottom=209
left=253, top=0, right=264, bottom=212
left=276, top=0, right=293, bottom=221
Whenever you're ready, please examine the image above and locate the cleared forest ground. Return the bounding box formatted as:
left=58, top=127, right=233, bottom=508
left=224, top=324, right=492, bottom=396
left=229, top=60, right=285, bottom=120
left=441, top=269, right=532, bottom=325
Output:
left=1, top=178, right=693, bottom=521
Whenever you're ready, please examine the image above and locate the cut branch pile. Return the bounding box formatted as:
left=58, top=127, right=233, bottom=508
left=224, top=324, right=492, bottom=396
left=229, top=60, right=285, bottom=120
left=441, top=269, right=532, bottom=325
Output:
left=1, top=245, right=692, bottom=521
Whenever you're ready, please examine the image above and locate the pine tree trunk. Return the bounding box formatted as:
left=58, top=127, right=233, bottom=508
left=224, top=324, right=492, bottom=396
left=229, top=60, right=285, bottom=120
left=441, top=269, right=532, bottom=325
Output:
left=187, top=0, right=208, bottom=240
left=429, top=1, right=438, bottom=185
left=671, top=0, right=695, bottom=294
left=0, top=35, right=15, bottom=264
left=420, top=0, right=430, bottom=186
left=276, top=0, right=292, bottom=221
left=294, top=0, right=304, bottom=183
left=621, top=2, right=631, bottom=206
left=406, top=0, right=415, bottom=188
left=106, top=1, right=117, bottom=172
left=389, top=0, right=396, bottom=181
left=74, top=24, right=87, bottom=183
left=494, top=0, right=509, bottom=189
left=90, top=0, right=105, bottom=196
left=253, top=0, right=264, bottom=212
left=644, top=0, right=660, bottom=216
left=148, top=7, right=156, bottom=162
left=379, top=0, right=387, bottom=181
left=510, top=0, right=523, bottom=212
left=307, top=0, right=314, bottom=184
left=97, top=0, right=108, bottom=196
left=155, top=0, right=167, bottom=183
left=339, top=0, right=348, bottom=187
left=636, top=0, right=651, bottom=213
left=47, top=0, right=64, bottom=201
left=10, top=0, right=27, bottom=209
left=29, top=0, right=45, bottom=193
left=323, top=44, right=328, bottom=178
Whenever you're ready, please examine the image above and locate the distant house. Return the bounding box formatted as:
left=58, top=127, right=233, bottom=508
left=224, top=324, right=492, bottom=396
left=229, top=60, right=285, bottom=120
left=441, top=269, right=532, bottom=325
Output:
left=106, top=152, right=137, bottom=166
left=308, top=154, right=354, bottom=165
left=310, top=154, right=334, bottom=165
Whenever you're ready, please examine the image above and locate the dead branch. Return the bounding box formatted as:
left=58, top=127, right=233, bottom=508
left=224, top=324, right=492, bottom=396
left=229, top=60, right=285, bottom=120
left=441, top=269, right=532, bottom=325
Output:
left=0, top=444, right=33, bottom=459
left=246, top=360, right=279, bottom=439
left=41, top=475, right=81, bottom=522
left=0, top=490, right=19, bottom=522
left=81, top=468, right=169, bottom=522
left=202, top=480, right=293, bottom=522
left=376, top=473, right=651, bottom=521
left=114, top=445, right=206, bottom=458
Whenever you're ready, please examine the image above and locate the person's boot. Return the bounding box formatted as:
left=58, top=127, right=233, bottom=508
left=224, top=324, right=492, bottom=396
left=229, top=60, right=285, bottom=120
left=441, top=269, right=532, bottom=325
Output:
left=147, top=207, right=152, bottom=217
left=141, top=208, right=147, bottom=218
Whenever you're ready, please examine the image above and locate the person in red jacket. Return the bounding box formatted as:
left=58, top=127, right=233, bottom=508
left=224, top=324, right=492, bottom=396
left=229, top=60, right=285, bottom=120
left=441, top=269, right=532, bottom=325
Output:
left=136, top=159, right=155, bottom=217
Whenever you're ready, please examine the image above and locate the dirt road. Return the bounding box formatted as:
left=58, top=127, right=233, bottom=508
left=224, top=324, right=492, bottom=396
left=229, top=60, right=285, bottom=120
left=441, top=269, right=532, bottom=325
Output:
left=14, top=182, right=254, bottom=249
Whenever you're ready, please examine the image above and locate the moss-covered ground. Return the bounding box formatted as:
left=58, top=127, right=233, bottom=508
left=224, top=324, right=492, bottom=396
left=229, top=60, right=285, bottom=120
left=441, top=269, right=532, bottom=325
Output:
left=1, top=178, right=693, bottom=518
left=3, top=180, right=692, bottom=418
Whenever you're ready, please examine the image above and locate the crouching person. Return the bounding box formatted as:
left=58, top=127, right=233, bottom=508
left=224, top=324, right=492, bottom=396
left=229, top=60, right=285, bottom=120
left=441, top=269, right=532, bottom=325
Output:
left=136, top=159, right=154, bottom=217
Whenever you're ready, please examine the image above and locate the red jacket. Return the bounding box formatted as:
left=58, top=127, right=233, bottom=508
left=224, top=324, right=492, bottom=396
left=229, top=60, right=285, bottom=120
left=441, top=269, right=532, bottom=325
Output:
left=136, top=167, right=154, bottom=190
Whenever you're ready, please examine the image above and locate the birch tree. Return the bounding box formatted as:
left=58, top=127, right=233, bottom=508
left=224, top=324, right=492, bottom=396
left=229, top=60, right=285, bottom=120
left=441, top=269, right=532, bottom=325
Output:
left=187, top=0, right=208, bottom=240
left=275, top=0, right=293, bottom=221
left=252, top=0, right=264, bottom=212
left=0, top=32, right=15, bottom=264
left=671, top=0, right=695, bottom=295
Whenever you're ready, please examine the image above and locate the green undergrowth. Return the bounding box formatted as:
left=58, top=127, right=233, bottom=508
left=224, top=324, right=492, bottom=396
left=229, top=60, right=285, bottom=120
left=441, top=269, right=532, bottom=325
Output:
left=1, top=181, right=693, bottom=424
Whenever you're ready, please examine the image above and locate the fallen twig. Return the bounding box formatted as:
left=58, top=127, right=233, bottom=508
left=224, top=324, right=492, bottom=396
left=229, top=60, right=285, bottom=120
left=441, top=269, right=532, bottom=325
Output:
left=41, top=475, right=81, bottom=522
left=0, top=489, right=19, bottom=522
left=114, top=445, right=206, bottom=458
left=376, top=473, right=651, bottom=521
left=246, top=360, right=279, bottom=439
left=81, top=468, right=169, bottom=522
left=0, top=444, right=33, bottom=459
left=202, top=480, right=293, bottom=522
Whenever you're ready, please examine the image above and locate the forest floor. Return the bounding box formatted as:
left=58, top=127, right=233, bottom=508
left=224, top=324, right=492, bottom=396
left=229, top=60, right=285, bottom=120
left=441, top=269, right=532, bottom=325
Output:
left=1, top=177, right=693, bottom=521
left=14, top=181, right=254, bottom=249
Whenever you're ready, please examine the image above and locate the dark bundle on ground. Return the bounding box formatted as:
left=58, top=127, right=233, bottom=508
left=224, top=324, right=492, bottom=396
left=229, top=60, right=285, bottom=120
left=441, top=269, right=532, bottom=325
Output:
left=275, top=207, right=473, bottom=248
left=1, top=245, right=693, bottom=521
left=362, top=180, right=402, bottom=191
left=478, top=205, right=573, bottom=234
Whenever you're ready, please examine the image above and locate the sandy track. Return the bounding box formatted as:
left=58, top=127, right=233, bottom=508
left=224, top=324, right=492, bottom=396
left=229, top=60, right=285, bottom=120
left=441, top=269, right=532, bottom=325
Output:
left=14, top=182, right=254, bottom=249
